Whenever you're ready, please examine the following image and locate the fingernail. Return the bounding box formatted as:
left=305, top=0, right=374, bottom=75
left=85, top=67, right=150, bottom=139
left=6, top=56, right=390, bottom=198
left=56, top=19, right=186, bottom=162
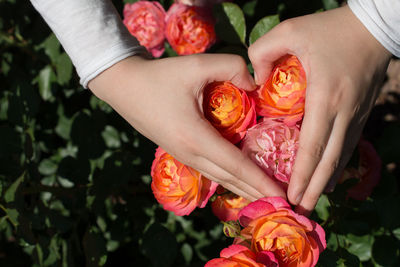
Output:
left=295, top=193, right=303, bottom=205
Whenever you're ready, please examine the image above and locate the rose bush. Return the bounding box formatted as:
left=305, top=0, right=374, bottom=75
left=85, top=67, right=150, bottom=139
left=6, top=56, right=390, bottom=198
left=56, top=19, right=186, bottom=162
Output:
left=241, top=119, right=300, bottom=185
left=251, top=55, right=306, bottom=125
left=151, top=147, right=218, bottom=216
left=165, top=3, right=216, bottom=55
left=205, top=245, right=278, bottom=267
left=235, top=197, right=326, bottom=267
left=203, top=81, right=257, bottom=144
left=123, top=1, right=166, bottom=57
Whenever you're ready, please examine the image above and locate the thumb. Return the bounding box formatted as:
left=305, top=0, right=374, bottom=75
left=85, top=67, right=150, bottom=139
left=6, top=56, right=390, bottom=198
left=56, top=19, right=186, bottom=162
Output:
left=248, top=22, right=293, bottom=85
left=199, top=54, right=256, bottom=91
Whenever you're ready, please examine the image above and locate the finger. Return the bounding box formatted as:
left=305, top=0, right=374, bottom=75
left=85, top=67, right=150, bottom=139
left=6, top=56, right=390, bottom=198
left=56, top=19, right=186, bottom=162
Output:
left=248, top=22, right=294, bottom=85
left=195, top=54, right=256, bottom=91
left=287, top=92, right=335, bottom=205
left=196, top=164, right=260, bottom=202
left=193, top=120, right=286, bottom=199
left=324, top=122, right=363, bottom=193
left=295, top=114, right=359, bottom=216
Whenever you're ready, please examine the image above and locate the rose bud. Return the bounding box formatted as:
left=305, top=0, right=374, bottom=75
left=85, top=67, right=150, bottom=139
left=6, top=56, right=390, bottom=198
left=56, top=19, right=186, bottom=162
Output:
left=339, top=139, right=382, bottom=201
left=203, top=81, right=257, bottom=144
left=212, top=186, right=251, bottom=222
left=252, top=55, right=306, bottom=125
left=165, top=3, right=216, bottom=55
left=151, top=147, right=218, bottom=216
left=123, top=1, right=166, bottom=57
left=205, top=245, right=278, bottom=267
left=222, top=221, right=241, bottom=238
left=235, top=197, right=326, bottom=267
left=241, top=119, right=300, bottom=185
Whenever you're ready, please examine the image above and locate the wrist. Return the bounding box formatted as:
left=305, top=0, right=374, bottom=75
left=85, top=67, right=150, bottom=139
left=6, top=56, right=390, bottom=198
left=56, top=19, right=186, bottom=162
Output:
left=88, top=55, right=149, bottom=103
left=343, top=5, right=392, bottom=62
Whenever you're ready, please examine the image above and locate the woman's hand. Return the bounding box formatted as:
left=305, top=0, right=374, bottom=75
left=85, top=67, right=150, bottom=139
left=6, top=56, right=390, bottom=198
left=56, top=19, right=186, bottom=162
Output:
left=248, top=5, right=391, bottom=214
left=89, top=54, right=285, bottom=201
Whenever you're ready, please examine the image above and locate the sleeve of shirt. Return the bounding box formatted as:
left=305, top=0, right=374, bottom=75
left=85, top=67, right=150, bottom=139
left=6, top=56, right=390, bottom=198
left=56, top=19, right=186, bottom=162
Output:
left=30, top=0, right=148, bottom=88
left=348, top=0, right=400, bottom=58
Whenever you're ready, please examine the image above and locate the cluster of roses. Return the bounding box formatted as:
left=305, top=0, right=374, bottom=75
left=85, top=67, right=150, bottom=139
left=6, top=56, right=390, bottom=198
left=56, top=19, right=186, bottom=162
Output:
left=150, top=52, right=383, bottom=265
left=123, top=0, right=217, bottom=57
left=151, top=55, right=328, bottom=266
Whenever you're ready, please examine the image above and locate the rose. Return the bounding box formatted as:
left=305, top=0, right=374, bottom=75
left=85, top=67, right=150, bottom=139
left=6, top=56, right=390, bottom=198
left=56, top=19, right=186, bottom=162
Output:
left=212, top=186, right=251, bottom=222
left=165, top=3, right=216, bottom=55
left=339, top=139, right=382, bottom=201
left=235, top=197, right=326, bottom=267
left=123, top=1, right=166, bottom=57
left=203, top=81, right=257, bottom=144
left=205, top=245, right=278, bottom=267
left=151, top=147, right=218, bottom=216
left=241, top=119, right=300, bottom=184
left=252, top=55, right=306, bottom=125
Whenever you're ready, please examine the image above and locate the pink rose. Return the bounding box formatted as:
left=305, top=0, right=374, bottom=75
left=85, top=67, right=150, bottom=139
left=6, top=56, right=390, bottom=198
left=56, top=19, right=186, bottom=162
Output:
left=123, top=1, right=166, bottom=57
left=165, top=3, right=216, bottom=55
left=339, top=139, right=382, bottom=201
left=235, top=197, right=326, bottom=267
left=241, top=119, right=300, bottom=184
left=205, top=245, right=278, bottom=267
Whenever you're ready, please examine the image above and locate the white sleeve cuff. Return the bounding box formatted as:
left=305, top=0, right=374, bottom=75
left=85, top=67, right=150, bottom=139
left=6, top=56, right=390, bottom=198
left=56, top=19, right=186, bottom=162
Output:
left=348, top=0, right=400, bottom=58
left=30, top=0, right=148, bottom=88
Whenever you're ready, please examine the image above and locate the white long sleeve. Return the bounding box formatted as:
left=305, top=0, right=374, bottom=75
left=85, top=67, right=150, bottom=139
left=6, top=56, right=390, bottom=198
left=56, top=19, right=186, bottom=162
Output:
left=348, top=0, right=400, bottom=58
left=30, top=0, right=148, bottom=87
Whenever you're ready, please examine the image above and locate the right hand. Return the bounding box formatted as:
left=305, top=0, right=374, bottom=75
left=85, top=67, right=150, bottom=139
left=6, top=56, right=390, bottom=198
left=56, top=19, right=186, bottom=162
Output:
left=88, top=54, right=285, bottom=201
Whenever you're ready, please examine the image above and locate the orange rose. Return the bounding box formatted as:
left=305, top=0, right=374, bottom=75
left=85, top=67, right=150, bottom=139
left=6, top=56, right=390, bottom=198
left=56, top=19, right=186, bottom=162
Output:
left=151, top=147, right=217, bottom=216
left=212, top=186, right=251, bottom=222
left=252, top=55, right=306, bottom=125
left=205, top=245, right=278, bottom=267
left=165, top=3, right=216, bottom=55
left=235, top=197, right=326, bottom=267
left=203, top=81, right=257, bottom=144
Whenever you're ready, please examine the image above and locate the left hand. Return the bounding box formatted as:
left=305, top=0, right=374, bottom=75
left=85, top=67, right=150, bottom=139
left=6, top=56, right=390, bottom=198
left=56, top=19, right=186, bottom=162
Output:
left=248, top=5, right=391, bottom=215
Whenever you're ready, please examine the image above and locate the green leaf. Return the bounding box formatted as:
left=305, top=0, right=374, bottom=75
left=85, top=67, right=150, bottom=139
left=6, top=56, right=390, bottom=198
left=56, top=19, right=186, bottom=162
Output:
left=315, top=194, right=330, bottom=221
left=37, top=65, right=56, bottom=101
left=242, top=0, right=258, bottom=17
left=102, top=126, right=121, bottom=149
left=181, top=243, right=193, bottom=264
left=322, top=0, right=339, bottom=10
left=4, top=172, right=25, bottom=203
left=393, top=228, right=400, bottom=241
left=346, top=234, right=373, bottom=262
left=141, top=223, right=178, bottom=267
left=41, top=34, right=60, bottom=62
left=249, top=15, right=280, bottom=45
left=214, top=3, right=246, bottom=44
left=38, top=159, right=58, bottom=176
left=56, top=53, right=73, bottom=85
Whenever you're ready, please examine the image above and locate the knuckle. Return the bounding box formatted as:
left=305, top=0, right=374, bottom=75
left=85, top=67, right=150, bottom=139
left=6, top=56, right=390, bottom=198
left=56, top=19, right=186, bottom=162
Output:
left=276, top=19, right=296, bottom=35
left=248, top=44, right=259, bottom=62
